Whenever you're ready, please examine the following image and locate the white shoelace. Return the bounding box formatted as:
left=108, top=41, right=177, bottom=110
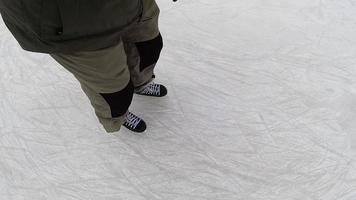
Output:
left=139, top=82, right=160, bottom=96
left=124, top=112, right=141, bottom=129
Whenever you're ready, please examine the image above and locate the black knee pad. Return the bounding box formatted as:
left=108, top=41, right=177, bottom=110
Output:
left=135, top=33, right=163, bottom=71
left=100, top=80, right=134, bottom=118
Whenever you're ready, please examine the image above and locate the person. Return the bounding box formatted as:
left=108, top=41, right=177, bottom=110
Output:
left=0, top=0, right=167, bottom=133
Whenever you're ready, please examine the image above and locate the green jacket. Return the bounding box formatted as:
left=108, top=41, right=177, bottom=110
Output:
left=0, top=0, right=143, bottom=53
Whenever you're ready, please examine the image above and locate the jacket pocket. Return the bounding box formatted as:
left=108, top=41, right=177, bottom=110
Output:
left=20, top=0, right=43, bottom=36
left=56, top=0, right=141, bottom=40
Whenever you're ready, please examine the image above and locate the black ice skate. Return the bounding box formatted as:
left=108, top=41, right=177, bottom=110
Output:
left=135, top=81, right=167, bottom=97
left=123, top=112, right=146, bottom=133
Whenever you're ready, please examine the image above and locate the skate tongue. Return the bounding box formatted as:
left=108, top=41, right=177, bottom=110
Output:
left=135, top=81, right=154, bottom=93
left=125, top=112, right=141, bottom=129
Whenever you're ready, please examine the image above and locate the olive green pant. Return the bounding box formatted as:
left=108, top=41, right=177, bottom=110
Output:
left=50, top=0, right=162, bottom=133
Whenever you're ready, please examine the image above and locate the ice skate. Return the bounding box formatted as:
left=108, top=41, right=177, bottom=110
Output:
left=123, top=112, right=147, bottom=133
left=135, top=81, right=167, bottom=97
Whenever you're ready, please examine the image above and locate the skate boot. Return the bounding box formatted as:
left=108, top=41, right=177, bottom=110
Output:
left=135, top=81, right=167, bottom=97
left=123, top=112, right=146, bottom=133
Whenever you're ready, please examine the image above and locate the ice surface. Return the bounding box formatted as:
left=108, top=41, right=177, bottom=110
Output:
left=1, top=0, right=356, bottom=199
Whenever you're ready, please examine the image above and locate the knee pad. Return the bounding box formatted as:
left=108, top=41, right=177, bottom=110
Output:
left=100, top=80, right=134, bottom=118
left=135, top=33, right=163, bottom=71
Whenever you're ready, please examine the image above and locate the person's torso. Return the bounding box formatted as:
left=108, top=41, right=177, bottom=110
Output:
left=0, top=0, right=143, bottom=53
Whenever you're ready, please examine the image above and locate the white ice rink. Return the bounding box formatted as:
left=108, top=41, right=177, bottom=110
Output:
left=1, top=0, right=356, bottom=199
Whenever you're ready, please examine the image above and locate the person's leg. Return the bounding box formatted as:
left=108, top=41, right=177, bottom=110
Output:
left=122, top=0, right=167, bottom=97
left=50, top=40, right=145, bottom=133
